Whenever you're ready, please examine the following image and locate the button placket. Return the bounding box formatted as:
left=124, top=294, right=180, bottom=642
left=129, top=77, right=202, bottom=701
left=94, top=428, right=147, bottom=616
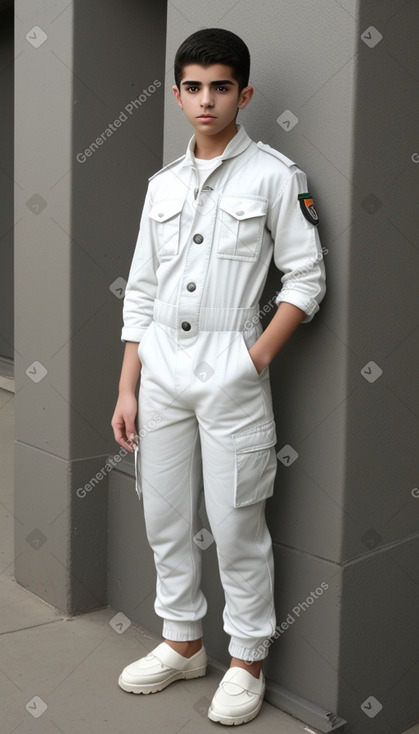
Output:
left=177, top=179, right=216, bottom=337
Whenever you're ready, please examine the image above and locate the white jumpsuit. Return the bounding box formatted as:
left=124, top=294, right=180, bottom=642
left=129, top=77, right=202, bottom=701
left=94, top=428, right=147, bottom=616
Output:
left=121, top=125, right=326, bottom=661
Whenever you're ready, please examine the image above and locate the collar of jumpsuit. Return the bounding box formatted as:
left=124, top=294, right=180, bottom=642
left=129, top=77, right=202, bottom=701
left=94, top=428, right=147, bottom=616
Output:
left=181, top=123, right=252, bottom=169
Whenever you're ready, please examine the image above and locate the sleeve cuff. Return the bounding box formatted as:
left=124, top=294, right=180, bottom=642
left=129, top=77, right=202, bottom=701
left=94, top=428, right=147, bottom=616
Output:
left=120, top=327, right=148, bottom=343
left=275, top=292, right=320, bottom=323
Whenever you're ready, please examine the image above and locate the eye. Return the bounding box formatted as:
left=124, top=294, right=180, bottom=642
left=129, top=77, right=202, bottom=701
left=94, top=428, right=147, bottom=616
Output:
left=216, top=85, right=228, bottom=92
left=186, top=85, right=199, bottom=93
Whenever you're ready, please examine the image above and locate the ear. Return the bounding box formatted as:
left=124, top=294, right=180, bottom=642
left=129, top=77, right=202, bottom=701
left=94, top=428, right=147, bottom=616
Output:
left=237, top=85, right=254, bottom=110
left=172, top=85, right=183, bottom=109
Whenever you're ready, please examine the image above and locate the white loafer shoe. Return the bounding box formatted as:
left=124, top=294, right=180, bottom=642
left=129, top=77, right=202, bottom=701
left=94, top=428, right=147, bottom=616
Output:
left=208, top=667, right=265, bottom=726
left=118, top=642, right=207, bottom=694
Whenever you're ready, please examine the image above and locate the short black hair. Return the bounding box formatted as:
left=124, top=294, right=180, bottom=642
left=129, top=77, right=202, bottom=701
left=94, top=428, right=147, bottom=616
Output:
left=174, top=28, right=250, bottom=92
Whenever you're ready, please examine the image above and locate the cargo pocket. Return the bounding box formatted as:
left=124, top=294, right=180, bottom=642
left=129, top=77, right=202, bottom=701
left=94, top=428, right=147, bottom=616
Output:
left=134, top=444, right=142, bottom=501
left=148, top=199, right=183, bottom=259
left=216, top=195, right=267, bottom=261
left=232, top=419, right=277, bottom=508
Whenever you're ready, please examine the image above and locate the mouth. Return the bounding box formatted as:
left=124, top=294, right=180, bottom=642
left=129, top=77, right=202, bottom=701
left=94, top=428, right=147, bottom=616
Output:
left=197, top=114, right=216, bottom=120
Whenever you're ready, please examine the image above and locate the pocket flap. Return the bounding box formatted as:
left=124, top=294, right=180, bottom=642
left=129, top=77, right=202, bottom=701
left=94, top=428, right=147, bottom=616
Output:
left=219, top=196, right=268, bottom=220
left=148, top=199, right=183, bottom=222
left=232, top=419, right=277, bottom=454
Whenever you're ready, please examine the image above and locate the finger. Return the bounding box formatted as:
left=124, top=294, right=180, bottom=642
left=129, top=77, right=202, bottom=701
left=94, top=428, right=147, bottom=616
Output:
left=114, top=429, right=130, bottom=449
left=125, top=429, right=138, bottom=450
left=112, top=423, right=131, bottom=450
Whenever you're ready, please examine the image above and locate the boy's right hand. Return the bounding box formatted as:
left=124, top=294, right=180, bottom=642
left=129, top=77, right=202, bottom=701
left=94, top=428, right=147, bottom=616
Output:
left=111, top=392, right=138, bottom=453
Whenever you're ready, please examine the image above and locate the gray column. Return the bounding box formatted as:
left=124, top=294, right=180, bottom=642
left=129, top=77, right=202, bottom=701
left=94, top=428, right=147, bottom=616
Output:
left=0, top=4, right=14, bottom=364
left=14, top=0, right=166, bottom=613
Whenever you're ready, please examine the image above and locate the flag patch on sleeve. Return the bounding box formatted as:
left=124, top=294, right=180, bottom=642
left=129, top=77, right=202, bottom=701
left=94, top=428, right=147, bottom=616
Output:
left=298, top=193, right=319, bottom=226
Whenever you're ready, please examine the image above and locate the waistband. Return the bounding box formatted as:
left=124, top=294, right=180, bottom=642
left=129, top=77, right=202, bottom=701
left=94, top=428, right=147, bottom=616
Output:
left=153, top=299, right=260, bottom=332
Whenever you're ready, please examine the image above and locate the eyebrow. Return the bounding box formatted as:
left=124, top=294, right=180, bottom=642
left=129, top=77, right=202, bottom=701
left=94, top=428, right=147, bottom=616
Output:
left=181, top=80, right=235, bottom=86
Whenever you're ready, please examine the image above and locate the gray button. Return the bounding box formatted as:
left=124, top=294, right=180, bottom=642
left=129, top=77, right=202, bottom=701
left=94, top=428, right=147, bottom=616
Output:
left=193, top=234, right=204, bottom=244
left=181, top=321, right=191, bottom=331
left=186, top=282, right=196, bottom=292
left=236, top=210, right=244, bottom=216
left=158, top=212, right=164, bottom=218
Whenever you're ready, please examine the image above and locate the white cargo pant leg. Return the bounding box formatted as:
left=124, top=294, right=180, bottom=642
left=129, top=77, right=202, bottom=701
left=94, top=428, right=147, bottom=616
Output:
left=193, top=329, right=277, bottom=661
left=137, top=323, right=207, bottom=642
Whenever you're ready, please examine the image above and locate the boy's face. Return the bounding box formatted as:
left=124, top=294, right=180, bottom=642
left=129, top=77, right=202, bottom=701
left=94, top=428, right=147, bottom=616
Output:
left=172, top=64, right=253, bottom=139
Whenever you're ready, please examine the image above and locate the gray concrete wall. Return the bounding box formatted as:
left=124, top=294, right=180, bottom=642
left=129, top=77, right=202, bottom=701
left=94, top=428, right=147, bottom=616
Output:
left=14, top=0, right=166, bottom=611
left=0, top=4, right=14, bottom=362
left=337, top=2, right=419, bottom=731
left=161, top=2, right=419, bottom=733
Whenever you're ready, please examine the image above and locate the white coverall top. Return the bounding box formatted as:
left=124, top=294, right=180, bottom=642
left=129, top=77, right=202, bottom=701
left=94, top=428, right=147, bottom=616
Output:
left=121, top=124, right=326, bottom=345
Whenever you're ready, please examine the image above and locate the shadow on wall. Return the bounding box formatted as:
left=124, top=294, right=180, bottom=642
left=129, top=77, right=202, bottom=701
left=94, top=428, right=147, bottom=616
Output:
left=0, top=5, right=14, bottom=363
left=340, top=2, right=419, bottom=733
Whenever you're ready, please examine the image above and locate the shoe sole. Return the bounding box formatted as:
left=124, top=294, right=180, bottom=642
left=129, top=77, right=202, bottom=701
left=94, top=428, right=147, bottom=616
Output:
left=207, top=697, right=264, bottom=726
left=118, top=665, right=207, bottom=694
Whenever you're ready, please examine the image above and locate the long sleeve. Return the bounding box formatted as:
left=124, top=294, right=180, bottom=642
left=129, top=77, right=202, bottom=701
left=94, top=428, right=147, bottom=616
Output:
left=268, top=167, right=326, bottom=323
left=121, top=189, right=159, bottom=342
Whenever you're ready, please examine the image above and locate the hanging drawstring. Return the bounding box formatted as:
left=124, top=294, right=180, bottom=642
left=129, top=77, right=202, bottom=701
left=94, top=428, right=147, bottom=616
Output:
left=134, top=443, right=141, bottom=501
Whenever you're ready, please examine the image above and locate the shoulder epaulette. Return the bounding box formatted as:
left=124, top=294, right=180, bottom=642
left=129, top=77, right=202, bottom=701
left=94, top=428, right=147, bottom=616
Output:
left=256, top=141, right=297, bottom=168
left=148, top=153, right=186, bottom=182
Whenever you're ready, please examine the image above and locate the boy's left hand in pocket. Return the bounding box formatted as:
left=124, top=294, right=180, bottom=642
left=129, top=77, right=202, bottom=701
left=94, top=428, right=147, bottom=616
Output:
left=248, top=343, right=269, bottom=375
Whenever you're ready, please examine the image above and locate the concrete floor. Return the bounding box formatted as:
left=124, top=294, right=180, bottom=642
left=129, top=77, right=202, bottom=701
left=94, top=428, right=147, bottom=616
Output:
left=1, top=386, right=418, bottom=734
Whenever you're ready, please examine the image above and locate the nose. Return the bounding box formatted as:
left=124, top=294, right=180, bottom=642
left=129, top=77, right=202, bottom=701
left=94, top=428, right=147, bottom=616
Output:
left=200, top=86, right=214, bottom=108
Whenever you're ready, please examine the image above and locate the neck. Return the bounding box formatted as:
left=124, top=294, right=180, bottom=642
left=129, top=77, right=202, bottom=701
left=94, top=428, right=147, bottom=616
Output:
left=194, top=120, right=238, bottom=159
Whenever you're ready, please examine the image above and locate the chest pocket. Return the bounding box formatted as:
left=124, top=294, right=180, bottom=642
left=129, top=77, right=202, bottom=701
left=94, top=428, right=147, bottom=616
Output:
left=216, top=195, right=268, bottom=262
left=148, top=200, right=183, bottom=259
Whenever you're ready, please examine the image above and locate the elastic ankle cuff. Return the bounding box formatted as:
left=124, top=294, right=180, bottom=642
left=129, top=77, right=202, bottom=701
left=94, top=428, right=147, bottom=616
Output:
left=163, top=620, right=203, bottom=641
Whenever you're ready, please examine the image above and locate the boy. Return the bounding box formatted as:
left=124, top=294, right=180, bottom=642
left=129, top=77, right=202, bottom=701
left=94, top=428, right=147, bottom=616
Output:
left=111, top=28, right=325, bottom=726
